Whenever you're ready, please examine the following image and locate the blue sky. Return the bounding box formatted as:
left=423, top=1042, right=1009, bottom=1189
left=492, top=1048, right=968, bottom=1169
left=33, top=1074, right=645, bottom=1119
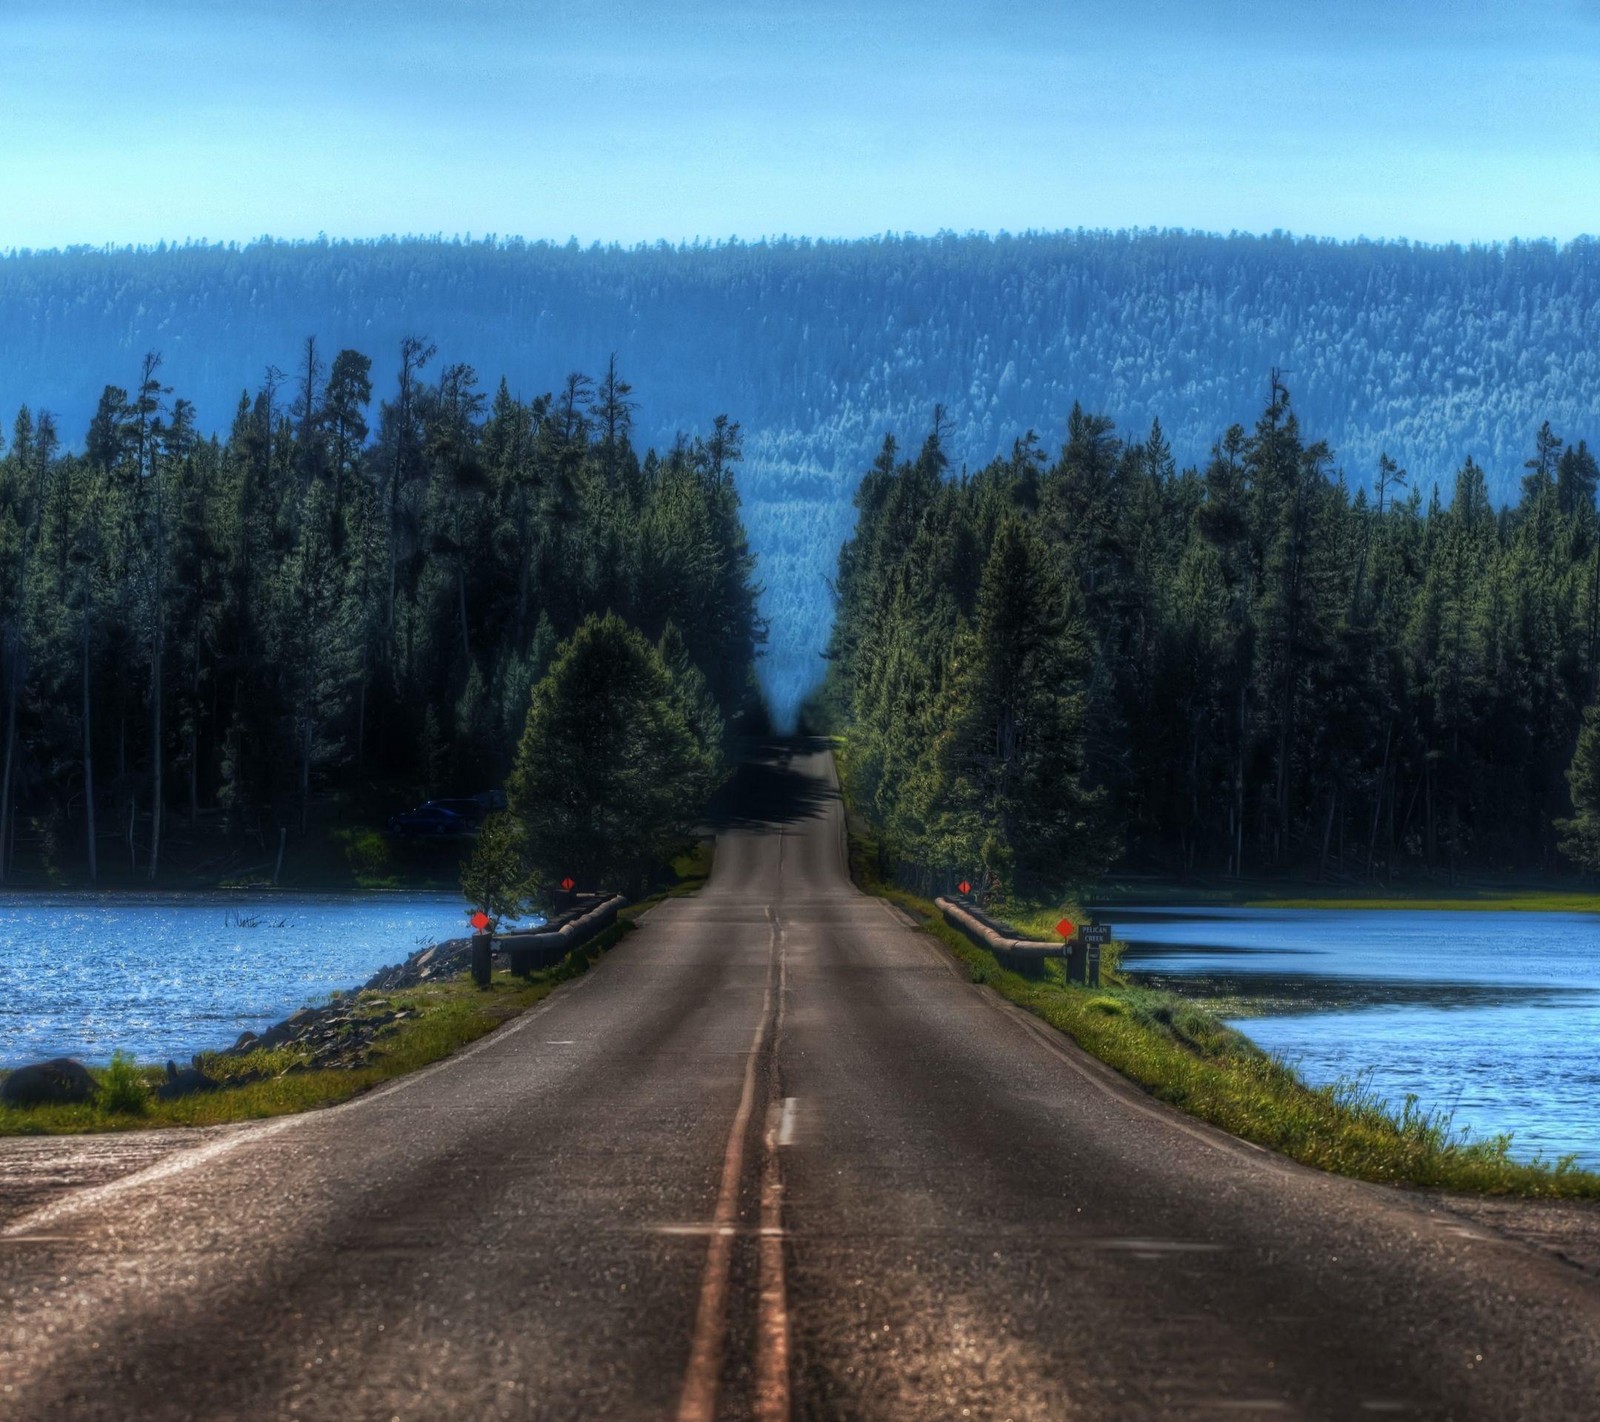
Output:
left=1, top=0, right=1596, bottom=249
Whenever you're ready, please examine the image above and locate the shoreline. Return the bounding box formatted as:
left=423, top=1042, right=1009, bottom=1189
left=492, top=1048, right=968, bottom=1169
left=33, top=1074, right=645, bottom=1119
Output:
left=0, top=843, right=712, bottom=1135
left=837, top=820, right=1600, bottom=1197
left=0, top=890, right=484, bottom=1072
left=0, top=924, right=626, bottom=1137
left=1089, top=885, right=1600, bottom=914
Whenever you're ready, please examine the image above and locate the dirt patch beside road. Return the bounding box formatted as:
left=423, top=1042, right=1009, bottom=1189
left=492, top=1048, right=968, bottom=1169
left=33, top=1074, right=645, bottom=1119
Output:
left=1437, top=1193, right=1600, bottom=1280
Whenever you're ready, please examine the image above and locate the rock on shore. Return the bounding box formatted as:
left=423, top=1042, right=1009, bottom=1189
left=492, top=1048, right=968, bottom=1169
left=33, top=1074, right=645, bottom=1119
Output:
left=1, top=1058, right=99, bottom=1107
left=360, top=936, right=475, bottom=992
left=215, top=998, right=413, bottom=1071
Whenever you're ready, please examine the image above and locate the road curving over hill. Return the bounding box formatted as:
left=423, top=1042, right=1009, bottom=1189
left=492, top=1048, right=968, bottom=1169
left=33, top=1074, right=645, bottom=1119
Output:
left=3, top=741, right=1600, bottom=1419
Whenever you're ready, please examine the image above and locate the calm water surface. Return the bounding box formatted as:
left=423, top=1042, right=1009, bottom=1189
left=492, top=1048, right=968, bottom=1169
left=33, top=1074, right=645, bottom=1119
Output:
left=0, top=893, right=493, bottom=1065
left=1115, top=907, right=1600, bottom=1167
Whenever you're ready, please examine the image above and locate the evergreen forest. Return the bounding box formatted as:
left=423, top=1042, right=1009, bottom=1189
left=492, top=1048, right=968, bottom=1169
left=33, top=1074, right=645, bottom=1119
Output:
left=0, top=345, right=763, bottom=886
left=822, top=381, right=1600, bottom=896
left=4, top=231, right=1599, bottom=722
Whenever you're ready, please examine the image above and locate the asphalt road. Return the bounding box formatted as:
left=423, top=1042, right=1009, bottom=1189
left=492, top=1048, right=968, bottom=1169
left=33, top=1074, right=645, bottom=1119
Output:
left=4, top=741, right=1600, bottom=1420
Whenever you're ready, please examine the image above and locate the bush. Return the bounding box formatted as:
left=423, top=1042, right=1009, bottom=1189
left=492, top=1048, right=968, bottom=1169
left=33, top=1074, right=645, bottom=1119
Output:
left=99, top=1052, right=150, bottom=1115
left=339, top=827, right=393, bottom=881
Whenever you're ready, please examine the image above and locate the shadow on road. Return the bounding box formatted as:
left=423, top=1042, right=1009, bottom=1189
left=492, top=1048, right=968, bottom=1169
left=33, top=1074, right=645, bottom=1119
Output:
left=706, top=738, right=837, bottom=831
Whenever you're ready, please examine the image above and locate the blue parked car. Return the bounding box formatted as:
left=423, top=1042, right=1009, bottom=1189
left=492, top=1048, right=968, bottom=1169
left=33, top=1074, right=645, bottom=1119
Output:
left=386, top=791, right=505, bottom=838
left=386, top=801, right=473, bottom=838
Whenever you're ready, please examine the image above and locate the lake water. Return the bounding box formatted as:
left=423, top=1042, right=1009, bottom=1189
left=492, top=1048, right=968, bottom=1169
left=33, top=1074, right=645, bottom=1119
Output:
left=1114, top=907, right=1600, bottom=1168
left=0, top=893, right=494, bottom=1066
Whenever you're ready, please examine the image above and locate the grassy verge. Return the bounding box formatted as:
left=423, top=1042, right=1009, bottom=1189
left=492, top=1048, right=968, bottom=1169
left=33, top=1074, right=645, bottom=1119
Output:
left=0, top=842, right=713, bottom=1137
left=844, top=824, right=1600, bottom=1197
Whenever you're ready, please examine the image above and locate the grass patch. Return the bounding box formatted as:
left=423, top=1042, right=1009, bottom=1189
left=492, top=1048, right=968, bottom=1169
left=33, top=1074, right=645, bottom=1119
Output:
left=847, top=828, right=1600, bottom=1198
left=98, top=1051, right=152, bottom=1116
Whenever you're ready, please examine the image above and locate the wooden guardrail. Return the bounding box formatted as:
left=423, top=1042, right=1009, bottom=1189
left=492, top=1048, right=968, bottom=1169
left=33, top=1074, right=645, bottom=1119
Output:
left=495, top=894, right=628, bottom=975
left=934, top=897, right=1062, bottom=980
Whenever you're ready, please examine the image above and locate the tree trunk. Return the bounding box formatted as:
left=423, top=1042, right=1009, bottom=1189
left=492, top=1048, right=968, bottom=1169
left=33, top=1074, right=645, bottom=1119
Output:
left=514, top=489, right=531, bottom=639
left=148, top=639, right=163, bottom=881
left=1424, top=761, right=1437, bottom=873
left=1233, top=686, right=1246, bottom=878
left=189, top=643, right=201, bottom=826
left=148, top=455, right=165, bottom=881
left=1367, top=724, right=1391, bottom=881
left=457, top=552, right=472, bottom=665
left=83, top=619, right=97, bottom=883
left=0, top=638, right=17, bottom=885
left=356, top=652, right=367, bottom=773
left=1319, top=784, right=1337, bottom=881
left=1397, top=773, right=1422, bottom=869
left=210, top=671, right=219, bottom=794
left=300, top=709, right=312, bottom=835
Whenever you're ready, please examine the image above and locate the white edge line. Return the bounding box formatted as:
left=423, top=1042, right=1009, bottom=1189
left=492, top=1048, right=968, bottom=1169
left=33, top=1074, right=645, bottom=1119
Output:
left=3, top=953, right=607, bottom=1238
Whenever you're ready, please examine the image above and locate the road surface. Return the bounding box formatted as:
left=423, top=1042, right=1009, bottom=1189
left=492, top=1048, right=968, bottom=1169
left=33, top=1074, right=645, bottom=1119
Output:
left=4, top=741, right=1600, bottom=1419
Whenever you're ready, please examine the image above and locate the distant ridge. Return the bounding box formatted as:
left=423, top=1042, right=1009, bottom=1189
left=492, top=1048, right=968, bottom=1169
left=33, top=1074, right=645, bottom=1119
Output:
left=3, top=229, right=1597, bottom=723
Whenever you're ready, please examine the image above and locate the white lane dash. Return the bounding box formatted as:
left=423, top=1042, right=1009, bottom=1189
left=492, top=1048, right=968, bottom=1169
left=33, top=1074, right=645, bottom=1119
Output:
left=777, top=1097, right=799, bottom=1147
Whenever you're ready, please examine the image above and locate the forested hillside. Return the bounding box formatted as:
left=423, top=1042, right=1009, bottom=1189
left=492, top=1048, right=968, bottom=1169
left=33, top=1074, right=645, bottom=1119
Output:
left=824, top=385, right=1600, bottom=891
left=3, top=231, right=1598, bottom=722
left=0, top=350, right=762, bottom=884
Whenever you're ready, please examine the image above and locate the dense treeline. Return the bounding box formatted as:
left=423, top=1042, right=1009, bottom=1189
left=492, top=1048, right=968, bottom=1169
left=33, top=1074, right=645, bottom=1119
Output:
left=0, top=345, right=762, bottom=883
left=825, top=380, right=1600, bottom=896
left=5, top=231, right=1600, bottom=721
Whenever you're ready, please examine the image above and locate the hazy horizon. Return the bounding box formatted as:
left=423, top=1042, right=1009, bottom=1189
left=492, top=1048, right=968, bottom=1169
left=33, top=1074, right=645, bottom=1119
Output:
left=5, top=223, right=1598, bottom=260
left=4, top=0, right=1597, bottom=252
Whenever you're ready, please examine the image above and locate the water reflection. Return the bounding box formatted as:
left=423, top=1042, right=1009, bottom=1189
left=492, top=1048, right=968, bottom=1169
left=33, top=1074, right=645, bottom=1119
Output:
left=1115, top=908, right=1600, bottom=1167
left=0, top=892, right=485, bottom=1065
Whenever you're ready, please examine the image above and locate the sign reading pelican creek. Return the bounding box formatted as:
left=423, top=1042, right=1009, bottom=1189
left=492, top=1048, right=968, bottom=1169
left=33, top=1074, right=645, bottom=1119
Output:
left=1080, top=923, right=1111, bottom=987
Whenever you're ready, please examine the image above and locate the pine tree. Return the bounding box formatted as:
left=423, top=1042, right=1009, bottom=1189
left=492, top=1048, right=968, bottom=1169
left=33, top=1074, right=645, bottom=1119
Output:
left=921, top=517, right=1101, bottom=897
left=507, top=613, right=716, bottom=895
left=1559, top=702, right=1600, bottom=871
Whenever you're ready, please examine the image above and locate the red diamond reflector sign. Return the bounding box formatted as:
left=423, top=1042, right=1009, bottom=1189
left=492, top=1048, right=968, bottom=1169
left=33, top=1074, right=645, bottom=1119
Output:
left=958, top=880, right=972, bottom=895
left=560, top=876, right=576, bottom=893
left=470, top=910, right=490, bottom=932
left=1056, top=918, right=1076, bottom=940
